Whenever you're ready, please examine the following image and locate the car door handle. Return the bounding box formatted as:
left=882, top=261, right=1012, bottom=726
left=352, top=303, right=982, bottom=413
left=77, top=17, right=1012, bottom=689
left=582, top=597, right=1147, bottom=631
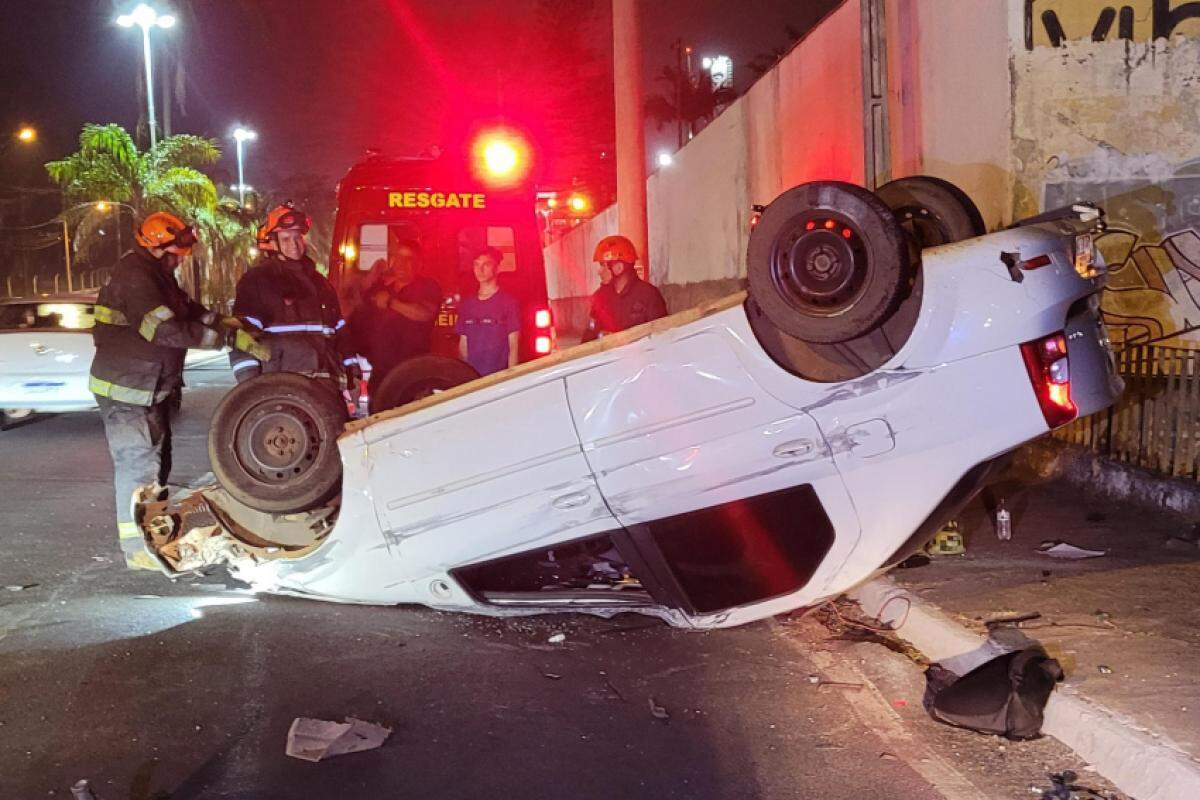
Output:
left=552, top=491, right=591, bottom=510
left=773, top=439, right=815, bottom=459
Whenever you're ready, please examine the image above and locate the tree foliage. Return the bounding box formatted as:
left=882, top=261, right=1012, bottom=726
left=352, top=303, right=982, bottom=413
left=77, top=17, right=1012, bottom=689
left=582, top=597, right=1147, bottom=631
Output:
left=45, top=123, right=248, bottom=306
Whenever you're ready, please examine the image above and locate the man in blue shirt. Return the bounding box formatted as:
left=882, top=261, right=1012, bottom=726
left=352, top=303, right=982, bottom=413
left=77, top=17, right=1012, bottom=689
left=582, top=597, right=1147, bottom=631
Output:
left=456, top=246, right=520, bottom=376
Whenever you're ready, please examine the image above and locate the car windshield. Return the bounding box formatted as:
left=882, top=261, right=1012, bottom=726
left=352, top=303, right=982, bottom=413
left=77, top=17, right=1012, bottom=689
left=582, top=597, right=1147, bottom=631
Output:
left=0, top=302, right=95, bottom=331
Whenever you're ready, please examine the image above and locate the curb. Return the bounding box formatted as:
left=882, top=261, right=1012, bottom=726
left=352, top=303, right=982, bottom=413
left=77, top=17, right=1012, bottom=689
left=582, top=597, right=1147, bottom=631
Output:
left=1016, top=438, right=1200, bottom=518
left=848, top=577, right=1200, bottom=800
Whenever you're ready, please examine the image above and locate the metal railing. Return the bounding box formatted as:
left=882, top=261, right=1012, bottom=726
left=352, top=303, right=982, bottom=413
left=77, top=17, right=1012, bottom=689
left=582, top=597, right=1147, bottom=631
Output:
left=1, top=268, right=110, bottom=299
left=1056, top=343, right=1200, bottom=479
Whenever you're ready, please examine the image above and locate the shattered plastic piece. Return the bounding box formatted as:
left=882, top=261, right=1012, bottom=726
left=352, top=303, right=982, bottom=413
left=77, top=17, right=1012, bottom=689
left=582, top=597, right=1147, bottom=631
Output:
left=70, top=779, right=97, bottom=800
left=924, top=648, right=1064, bottom=740
left=285, top=717, right=392, bottom=762
left=543, top=673, right=562, bottom=680
left=4, top=583, right=37, bottom=592
left=1097, top=665, right=1113, bottom=674
left=648, top=698, right=670, bottom=720
left=547, top=632, right=566, bottom=644
left=1035, top=541, right=1106, bottom=559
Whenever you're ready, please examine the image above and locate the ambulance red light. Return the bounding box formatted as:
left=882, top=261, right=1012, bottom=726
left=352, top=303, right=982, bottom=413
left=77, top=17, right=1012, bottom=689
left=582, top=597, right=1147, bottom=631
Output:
left=484, top=140, right=519, bottom=177
left=535, top=335, right=552, bottom=354
left=534, top=308, right=552, bottom=328
left=470, top=128, right=532, bottom=187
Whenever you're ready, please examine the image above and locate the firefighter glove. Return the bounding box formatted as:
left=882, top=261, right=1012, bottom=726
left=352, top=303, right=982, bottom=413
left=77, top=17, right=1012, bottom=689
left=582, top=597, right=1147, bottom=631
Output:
left=228, top=329, right=272, bottom=362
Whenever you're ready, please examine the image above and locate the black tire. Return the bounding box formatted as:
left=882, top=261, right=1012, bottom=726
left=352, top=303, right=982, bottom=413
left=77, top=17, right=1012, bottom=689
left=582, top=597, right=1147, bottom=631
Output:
left=369, top=355, right=480, bottom=415
left=209, top=373, right=348, bottom=514
left=875, top=175, right=986, bottom=249
left=747, top=181, right=913, bottom=344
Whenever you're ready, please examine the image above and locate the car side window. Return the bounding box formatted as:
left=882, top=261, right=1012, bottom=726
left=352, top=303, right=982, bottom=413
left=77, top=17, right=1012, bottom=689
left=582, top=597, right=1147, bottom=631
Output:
left=0, top=303, right=93, bottom=331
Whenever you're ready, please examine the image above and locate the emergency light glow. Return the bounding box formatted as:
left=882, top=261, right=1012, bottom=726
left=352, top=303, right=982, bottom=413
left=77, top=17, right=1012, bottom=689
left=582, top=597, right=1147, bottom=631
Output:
left=17, top=126, right=37, bottom=143
left=534, top=309, right=552, bottom=328
left=470, top=129, right=532, bottom=187
left=534, top=335, right=552, bottom=354
left=483, top=140, right=518, bottom=177
left=340, top=242, right=357, bottom=262
left=568, top=195, right=589, bottom=213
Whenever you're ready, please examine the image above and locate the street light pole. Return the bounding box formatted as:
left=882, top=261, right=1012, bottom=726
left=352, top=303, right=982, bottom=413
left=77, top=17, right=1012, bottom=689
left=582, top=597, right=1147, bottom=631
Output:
left=117, top=5, right=177, bottom=149
left=233, top=127, right=257, bottom=207
left=61, top=218, right=73, bottom=292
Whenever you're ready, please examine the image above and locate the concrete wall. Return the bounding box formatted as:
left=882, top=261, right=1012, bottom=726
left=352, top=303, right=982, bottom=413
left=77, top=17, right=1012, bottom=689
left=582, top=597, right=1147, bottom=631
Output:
left=546, top=0, right=1200, bottom=345
left=1008, top=0, right=1200, bottom=346
left=544, top=0, right=864, bottom=333
left=887, top=0, right=1014, bottom=229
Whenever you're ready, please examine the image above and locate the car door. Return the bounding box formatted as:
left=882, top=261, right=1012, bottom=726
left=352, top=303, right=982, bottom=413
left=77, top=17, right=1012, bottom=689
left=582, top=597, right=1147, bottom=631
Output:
left=564, top=327, right=861, bottom=622
left=362, top=376, right=627, bottom=601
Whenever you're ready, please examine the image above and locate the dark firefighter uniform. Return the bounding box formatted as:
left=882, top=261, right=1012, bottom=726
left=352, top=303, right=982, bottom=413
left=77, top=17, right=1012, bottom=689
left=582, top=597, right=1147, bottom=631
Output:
left=229, top=205, right=355, bottom=383
left=90, top=214, right=241, bottom=569
left=229, top=254, right=353, bottom=382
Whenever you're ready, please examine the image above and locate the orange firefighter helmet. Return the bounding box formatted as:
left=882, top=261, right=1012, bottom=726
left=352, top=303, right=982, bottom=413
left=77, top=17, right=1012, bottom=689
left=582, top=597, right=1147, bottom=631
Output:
left=134, top=211, right=197, bottom=255
left=260, top=202, right=311, bottom=240
left=593, top=235, right=638, bottom=266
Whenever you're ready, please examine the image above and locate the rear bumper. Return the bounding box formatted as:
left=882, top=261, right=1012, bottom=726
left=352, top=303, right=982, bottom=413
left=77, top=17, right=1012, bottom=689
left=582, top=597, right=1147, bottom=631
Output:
left=1064, top=298, right=1124, bottom=420
left=0, top=376, right=95, bottom=413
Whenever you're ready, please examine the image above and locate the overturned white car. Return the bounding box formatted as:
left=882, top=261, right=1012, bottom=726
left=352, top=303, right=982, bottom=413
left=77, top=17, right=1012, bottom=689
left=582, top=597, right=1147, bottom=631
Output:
left=137, top=178, right=1122, bottom=630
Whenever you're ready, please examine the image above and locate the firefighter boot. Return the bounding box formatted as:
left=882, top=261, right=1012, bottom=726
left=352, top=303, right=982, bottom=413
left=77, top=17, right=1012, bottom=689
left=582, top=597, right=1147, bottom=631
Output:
left=118, top=520, right=157, bottom=571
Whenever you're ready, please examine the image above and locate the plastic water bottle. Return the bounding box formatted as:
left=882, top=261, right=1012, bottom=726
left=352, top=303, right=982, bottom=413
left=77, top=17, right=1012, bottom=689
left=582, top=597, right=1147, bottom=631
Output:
left=996, top=500, right=1012, bottom=541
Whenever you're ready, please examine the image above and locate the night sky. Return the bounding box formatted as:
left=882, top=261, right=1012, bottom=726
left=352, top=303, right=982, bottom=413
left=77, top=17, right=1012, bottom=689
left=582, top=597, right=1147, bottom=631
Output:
left=1, top=0, right=838, bottom=197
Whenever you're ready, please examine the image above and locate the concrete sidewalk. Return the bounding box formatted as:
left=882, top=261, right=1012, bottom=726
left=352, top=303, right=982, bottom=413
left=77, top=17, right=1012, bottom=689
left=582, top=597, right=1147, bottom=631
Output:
left=852, top=473, right=1200, bottom=800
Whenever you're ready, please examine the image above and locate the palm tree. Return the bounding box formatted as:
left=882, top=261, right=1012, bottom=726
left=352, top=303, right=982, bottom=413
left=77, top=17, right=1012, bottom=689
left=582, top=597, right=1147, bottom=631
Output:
left=45, top=123, right=250, bottom=306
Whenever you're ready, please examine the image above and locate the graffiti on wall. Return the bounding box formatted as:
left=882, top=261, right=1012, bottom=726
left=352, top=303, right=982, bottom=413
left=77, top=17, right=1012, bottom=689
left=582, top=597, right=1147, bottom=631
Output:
left=1025, top=0, right=1200, bottom=49
left=1047, top=161, right=1200, bottom=344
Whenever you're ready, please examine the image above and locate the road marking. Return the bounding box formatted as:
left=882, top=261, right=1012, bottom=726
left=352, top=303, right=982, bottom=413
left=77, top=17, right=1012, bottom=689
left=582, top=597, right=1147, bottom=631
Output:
left=769, top=620, right=990, bottom=800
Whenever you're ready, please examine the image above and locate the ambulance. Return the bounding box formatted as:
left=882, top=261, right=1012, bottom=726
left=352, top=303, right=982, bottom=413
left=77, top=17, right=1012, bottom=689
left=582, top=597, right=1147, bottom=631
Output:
left=326, top=128, right=556, bottom=369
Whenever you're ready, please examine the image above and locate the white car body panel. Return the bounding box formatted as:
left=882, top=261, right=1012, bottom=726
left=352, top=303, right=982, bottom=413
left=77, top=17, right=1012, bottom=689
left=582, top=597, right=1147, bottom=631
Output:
left=0, top=296, right=229, bottom=416
left=143, top=215, right=1123, bottom=630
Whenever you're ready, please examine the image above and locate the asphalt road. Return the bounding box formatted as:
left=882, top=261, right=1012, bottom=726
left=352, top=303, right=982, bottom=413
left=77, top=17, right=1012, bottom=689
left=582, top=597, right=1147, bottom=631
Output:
left=0, top=364, right=1107, bottom=799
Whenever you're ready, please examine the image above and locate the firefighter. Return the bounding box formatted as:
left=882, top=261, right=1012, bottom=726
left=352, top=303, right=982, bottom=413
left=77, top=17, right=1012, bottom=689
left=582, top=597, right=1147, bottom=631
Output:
left=230, top=203, right=357, bottom=385
left=581, top=235, right=667, bottom=342
left=91, top=211, right=268, bottom=570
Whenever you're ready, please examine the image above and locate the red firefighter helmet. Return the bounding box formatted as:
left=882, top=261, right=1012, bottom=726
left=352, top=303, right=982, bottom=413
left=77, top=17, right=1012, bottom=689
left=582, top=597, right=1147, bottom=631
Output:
left=134, top=211, right=197, bottom=255
left=593, top=235, right=638, bottom=266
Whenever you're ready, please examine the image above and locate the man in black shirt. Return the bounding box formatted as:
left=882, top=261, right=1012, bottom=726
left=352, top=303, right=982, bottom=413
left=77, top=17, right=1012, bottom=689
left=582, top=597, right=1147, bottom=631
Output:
left=582, top=235, right=668, bottom=342
left=347, top=238, right=443, bottom=395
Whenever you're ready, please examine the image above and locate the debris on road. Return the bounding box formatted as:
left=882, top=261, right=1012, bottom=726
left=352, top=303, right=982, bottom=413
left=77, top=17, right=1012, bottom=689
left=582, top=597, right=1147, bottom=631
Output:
left=70, top=779, right=98, bottom=800
left=928, top=521, right=965, bottom=556
left=1035, top=541, right=1107, bottom=559
left=543, top=673, right=562, bottom=680
left=4, top=583, right=37, bottom=592
left=1097, top=665, right=1113, bottom=675
left=648, top=698, right=669, bottom=720
left=924, top=647, right=1063, bottom=740
left=806, top=674, right=865, bottom=690
left=547, top=632, right=566, bottom=644
left=285, top=717, right=392, bottom=762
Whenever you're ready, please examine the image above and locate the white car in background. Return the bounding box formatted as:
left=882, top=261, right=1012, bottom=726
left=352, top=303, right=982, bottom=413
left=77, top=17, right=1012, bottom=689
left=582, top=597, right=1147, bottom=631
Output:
left=0, top=293, right=228, bottom=427
left=138, top=178, right=1123, bottom=630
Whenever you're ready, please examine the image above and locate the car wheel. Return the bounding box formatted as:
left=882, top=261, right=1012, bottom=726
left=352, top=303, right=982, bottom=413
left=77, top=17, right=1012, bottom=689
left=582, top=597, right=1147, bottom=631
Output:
left=369, top=356, right=480, bottom=415
left=209, top=373, right=348, bottom=514
left=875, top=175, right=986, bottom=249
left=747, top=181, right=913, bottom=344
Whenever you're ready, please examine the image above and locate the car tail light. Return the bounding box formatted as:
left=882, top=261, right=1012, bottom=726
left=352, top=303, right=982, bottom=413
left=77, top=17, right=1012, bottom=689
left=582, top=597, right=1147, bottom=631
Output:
left=1020, top=332, right=1076, bottom=429
left=534, top=335, right=552, bottom=354
left=1020, top=254, right=1052, bottom=271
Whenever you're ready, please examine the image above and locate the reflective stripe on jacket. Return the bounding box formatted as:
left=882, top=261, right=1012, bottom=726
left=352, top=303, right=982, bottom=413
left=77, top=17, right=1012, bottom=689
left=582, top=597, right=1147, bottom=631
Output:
left=90, top=247, right=222, bottom=406
left=229, top=255, right=352, bottom=381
